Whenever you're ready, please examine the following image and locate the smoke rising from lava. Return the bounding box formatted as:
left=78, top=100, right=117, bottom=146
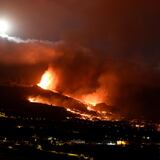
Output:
left=0, top=35, right=159, bottom=120
left=0, top=0, right=160, bottom=120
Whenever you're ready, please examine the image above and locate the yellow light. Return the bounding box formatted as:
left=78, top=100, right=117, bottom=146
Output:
left=117, top=140, right=128, bottom=146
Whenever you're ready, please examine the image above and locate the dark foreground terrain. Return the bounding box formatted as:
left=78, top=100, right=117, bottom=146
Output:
left=0, top=114, right=159, bottom=160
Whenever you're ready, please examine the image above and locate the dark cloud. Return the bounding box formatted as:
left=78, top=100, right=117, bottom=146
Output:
left=0, top=0, right=159, bottom=120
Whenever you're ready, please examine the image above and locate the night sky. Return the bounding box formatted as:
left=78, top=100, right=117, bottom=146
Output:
left=0, top=0, right=159, bottom=120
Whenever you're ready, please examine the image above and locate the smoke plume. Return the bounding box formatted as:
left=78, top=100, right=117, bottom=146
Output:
left=0, top=0, right=160, bottom=120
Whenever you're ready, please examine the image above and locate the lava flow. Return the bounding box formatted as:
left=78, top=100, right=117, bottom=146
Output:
left=28, top=67, right=116, bottom=121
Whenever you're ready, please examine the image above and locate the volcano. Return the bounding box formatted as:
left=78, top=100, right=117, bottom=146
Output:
left=0, top=84, right=119, bottom=121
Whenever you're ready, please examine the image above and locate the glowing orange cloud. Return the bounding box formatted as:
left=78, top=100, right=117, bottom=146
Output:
left=82, top=94, right=100, bottom=106
left=81, top=88, right=109, bottom=106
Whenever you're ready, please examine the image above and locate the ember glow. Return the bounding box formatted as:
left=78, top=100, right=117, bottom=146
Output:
left=37, top=67, right=58, bottom=90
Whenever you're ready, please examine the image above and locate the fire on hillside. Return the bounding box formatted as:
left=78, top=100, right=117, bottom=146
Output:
left=28, top=67, right=118, bottom=121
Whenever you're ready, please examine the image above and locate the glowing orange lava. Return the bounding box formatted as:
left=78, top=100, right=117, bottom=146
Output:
left=82, top=94, right=103, bottom=106
left=27, top=67, right=117, bottom=121
left=28, top=97, right=36, bottom=103
left=37, top=67, right=57, bottom=90
left=27, top=95, right=113, bottom=121
left=28, top=96, right=51, bottom=105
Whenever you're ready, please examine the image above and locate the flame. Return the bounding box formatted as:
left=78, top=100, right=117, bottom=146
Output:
left=28, top=97, right=36, bottom=103
left=82, top=93, right=104, bottom=106
left=81, top=88, right=109, bottom=106
left=28, top=96, right=51, bottom=105
left=37, top=67, right=58, bottom=90
left=37, top=67, right=108, bottom=107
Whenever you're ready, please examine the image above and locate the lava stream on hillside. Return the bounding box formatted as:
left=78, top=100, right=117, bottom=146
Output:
left=28, top=67, right=120, bottom=121
left=28, top=95, right=116, bottom=121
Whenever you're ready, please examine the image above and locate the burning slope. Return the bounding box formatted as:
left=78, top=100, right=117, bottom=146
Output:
left=37, top=67, right=105, bottom=106
left=28, top=67, right=118, bottom=121
left=28, top=95, right=115, bottom=121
